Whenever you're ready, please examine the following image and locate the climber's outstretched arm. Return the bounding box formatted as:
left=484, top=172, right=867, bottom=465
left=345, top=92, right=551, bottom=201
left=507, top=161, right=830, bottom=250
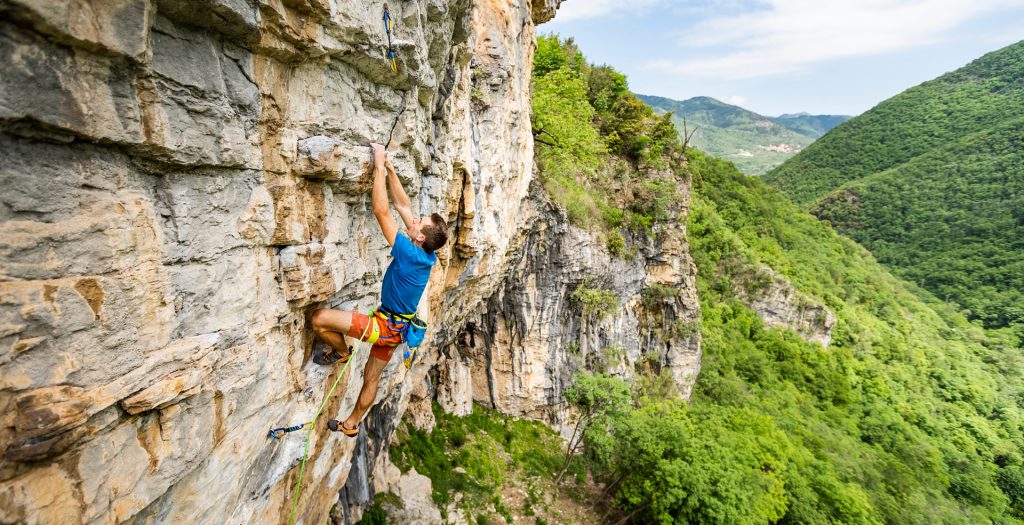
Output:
left=384, top=159, right=416, bottom=232
left=371, top=143, right=398, bottom=246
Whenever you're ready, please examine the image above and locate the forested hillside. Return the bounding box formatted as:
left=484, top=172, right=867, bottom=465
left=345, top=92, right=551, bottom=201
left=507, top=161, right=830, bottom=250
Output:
left=811, top=118, right=1024, bottom=329
left=484, top=35, right=1024, bottom=524
left=764, top=41, right=1024, bottom=330
left=638, top=94, right=849, bottom=175
left=685, top=151, right=1024, bottom=524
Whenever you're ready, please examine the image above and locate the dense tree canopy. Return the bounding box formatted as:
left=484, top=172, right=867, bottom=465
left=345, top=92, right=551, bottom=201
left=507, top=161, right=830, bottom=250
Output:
left=684, top=150, right=1024, bottom=524
left=764, top=40, right=1024, bottom=331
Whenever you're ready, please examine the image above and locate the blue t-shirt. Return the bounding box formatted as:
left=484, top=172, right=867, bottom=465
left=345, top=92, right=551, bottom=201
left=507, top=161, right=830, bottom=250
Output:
left=380, top=233, right=437, bottom=314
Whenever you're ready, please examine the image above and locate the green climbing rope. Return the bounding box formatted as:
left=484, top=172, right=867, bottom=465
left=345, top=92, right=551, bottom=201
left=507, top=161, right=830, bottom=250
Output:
left=286, top=312, right=374, bottom=525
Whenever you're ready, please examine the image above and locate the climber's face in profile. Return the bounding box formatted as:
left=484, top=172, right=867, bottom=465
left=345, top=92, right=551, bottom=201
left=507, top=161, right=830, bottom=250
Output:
left=409, top=215, right=433, bottom=245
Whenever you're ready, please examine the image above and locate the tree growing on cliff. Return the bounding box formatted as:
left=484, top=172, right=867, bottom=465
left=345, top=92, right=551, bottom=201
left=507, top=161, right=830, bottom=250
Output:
left=557, top=373, right=631, bottom=484
left=531, top=34, right=684, bottom=235
left=532, top=66, right=604, bottom=178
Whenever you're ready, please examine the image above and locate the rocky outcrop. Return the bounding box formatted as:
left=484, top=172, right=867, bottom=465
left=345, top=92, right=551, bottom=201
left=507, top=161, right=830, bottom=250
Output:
left=432, top=178, right=702, bottom=430
left=735, top=265, right=836, bottom=348
left=0, top=0, right=558, bottom=523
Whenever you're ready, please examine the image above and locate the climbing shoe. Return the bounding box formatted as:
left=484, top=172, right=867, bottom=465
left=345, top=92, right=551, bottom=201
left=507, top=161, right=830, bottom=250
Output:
left=327, top=419, right=359, bottom=438
left=313, top=346, right=351, bottom=366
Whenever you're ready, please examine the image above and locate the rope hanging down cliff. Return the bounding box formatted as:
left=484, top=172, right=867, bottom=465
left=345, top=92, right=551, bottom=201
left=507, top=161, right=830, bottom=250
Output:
left=270, top=315, right=372, bottom=525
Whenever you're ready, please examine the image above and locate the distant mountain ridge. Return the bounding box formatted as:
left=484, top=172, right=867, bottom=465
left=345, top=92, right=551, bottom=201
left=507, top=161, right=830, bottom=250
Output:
left=774, top=113, right=852, bottom=138
left=636, top=94, right=851, bottom=175
left=764, top=39, right=1024, bottom=330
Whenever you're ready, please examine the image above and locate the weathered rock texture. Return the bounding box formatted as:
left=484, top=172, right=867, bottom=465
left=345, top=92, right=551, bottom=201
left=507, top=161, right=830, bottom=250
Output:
left=736, top=265, right=836, bottom=348
left=0, top=0, right=702, bottom=523
left=0, top=0, right=550, bottom=522
left=434, top=181, right=702, bottom=425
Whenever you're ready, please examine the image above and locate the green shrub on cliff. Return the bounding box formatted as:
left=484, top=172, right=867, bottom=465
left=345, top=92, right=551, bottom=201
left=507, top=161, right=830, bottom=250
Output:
left=532, top=66, right=604, bottom=181
left=531, top=35, right=684, bottom=235
left=571, top=284, right=620, bottom=320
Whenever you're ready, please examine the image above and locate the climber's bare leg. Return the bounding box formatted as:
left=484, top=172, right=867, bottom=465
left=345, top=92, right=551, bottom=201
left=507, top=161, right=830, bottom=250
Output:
left=311, top=309, right=352, bottom=356
left=342, top=355, right=389, bottom=429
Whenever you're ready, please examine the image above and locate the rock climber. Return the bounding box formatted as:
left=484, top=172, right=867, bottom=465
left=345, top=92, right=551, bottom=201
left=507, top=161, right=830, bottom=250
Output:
left=310, top=142, right=448, bottom=438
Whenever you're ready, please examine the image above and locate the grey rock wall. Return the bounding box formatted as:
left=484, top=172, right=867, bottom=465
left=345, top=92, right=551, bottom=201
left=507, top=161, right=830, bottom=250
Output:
left=736, top=265, right=837, bottom=348
left=433, top=177, right=702, bottom=431
left=0, top=0, right=559, bottom=523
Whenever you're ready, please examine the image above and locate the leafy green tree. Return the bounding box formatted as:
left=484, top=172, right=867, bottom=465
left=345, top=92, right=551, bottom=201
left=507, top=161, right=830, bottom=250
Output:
left=558, top=373, right=632, bottom=484
left=602, top=94, right=652, bottom=159
left=998, top=466, right=1024, bottom=519
left=587, top=65, right=628, bottom=112
left=531, top=67, right=604, bottom=179
left=591, top=402, right=793, bottom=525
left=534, top=34, right=586, bottom=77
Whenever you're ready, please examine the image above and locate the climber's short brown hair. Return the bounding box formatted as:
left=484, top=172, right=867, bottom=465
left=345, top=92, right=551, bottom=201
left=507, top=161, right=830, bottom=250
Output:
left=422, top=213, right=448, bottom=254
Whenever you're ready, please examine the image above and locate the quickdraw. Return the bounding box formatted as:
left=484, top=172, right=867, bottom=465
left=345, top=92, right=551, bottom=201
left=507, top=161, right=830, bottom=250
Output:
left=267, top=422, right=310, bottom=440
left=383, top=4, right=397, bottom=73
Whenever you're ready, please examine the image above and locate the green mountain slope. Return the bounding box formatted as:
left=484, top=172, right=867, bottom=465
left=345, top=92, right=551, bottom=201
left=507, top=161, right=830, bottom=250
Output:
left=524, top=34, right=1024, bottom=525
left=637, top=94, right=849, bottom=175
left=812, top=117, right=1024, bottom=328
left=764, top=40, right=1024, bottom=330
left=687, top=151, right=1024, bottom=524
left=765, top=40, right=1024, bottom=205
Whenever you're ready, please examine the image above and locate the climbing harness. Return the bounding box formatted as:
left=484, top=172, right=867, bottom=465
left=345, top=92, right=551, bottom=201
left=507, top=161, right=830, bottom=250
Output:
left=383, top=4, right=398, bottom=73
left=377, top=306, right=428, bottom=368
left=273, top=311, right=374, bottom=525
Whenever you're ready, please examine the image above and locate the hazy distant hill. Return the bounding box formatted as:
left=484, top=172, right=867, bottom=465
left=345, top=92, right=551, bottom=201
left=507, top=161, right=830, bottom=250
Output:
left=765, top=40, right=1024, bottom=330
left=775, top=113, right=852, bottom=138
left=636, top=94, right=850, bottom=175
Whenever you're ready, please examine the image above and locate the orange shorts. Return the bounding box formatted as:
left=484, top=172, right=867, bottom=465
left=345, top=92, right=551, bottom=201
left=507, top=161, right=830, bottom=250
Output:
left=346, top=311, right=406, bottom=361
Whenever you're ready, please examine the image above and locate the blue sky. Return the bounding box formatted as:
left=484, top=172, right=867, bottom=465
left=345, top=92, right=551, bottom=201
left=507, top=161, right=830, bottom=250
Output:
left=541, top=0, right=1024, bottom=116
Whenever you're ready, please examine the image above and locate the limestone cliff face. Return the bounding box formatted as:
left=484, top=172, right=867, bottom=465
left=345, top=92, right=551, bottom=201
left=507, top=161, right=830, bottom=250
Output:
left=0, top=0, right=554, bottom=523
left=0, top=1, right=703, bottom=524
left=432, top=180, right=702, bottom=426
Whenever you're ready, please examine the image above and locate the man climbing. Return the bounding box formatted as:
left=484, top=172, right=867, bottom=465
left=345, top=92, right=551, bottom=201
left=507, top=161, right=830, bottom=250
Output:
left=310, top=142, right=448, bottom=438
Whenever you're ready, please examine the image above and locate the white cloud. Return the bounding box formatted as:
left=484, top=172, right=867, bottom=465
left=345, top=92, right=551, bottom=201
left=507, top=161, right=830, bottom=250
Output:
left=723, top=95, right=747, bottom=105
left=643, top=0, right=1024, bottom=79
left=553, top=0, right=664, bottom=21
